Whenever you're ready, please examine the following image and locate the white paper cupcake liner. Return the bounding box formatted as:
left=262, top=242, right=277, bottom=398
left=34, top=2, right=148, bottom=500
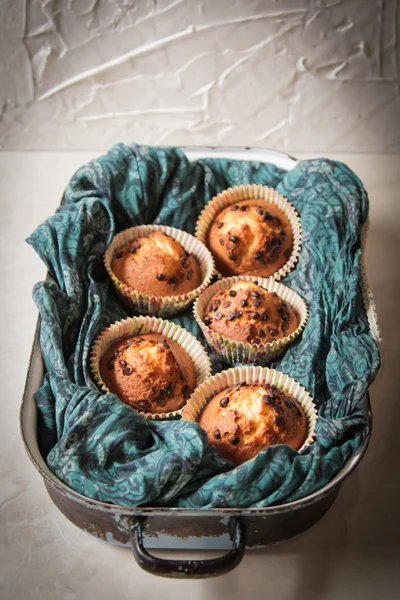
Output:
left=195, top=184, right=301, bottom=281
left=181, top=365, right=317, bottom=453
left=104, top=224, right=215, bottom=318
left=194, top=275, right=309, bottom=365
left=90, top=315, right=212, bottom=420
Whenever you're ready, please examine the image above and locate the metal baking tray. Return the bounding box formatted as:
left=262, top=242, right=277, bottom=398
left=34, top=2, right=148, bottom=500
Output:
left=20, top=147, right=372, bottom=578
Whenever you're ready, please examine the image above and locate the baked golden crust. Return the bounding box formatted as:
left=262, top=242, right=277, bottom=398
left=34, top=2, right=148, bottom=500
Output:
left=111, top=231, right=202, bottom=297
left=207, top=200, right=293, bottom=277
left=198, top=383, right=307, bottom=465
left=203, top=281, right=298, bottom=345
left=99, top=333, right=196, bottom=413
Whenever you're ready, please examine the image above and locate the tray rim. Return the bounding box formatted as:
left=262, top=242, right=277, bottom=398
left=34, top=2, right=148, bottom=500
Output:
left=20, top=145, right=372, bottom=516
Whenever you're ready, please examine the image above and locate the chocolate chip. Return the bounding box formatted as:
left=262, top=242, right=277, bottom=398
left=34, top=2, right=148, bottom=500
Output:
left=251, top=312, right=260, bottom=319
left=223, top=300, right=231, bottom=308
left=186, top=269, right=193, bottom=280
left=168, top=276, right=178, bottom=285
left=285, top=399, right=294, bottom=409
left=261, top=311, right=269, bottom=320
left=272, top=292, right=278, bottom=297
left=113, top=349, right=120, bottom=358
left=119, top=359, right=127, bottom=368
left=240, top=206, right=247, bottom=211
left=129, top=241, right=141, bottom=253
left=123, top=366, right=132, bottom=375
left=156, top=397, right=167, bottom=407
left=240, top=299, right=247, bottom=307
left=264, top=383, right=271, bottom=389
left=157, top=273, right=166, bottom=281
left=183, top=385, right=191, bottom=399
left=226, top=312, right=236, bottom=321
left=220, top=396, right=230, bottom=407
left=106, top=359, right=114, bottom=370
left=217, top=222, right=224, bottom=229
left=258, top=329, right=266, bottom=338
left=138, top=400, right=151, bottom=410
left=229, top=290, right=237, bottom=297
left=252, top=338, right=260, bottom=344
left=180, top=254, right=188, bottom=266
left=215, top=311, right=222, bottom=320
left=263, top=394, right=272, bottom=404
left=210, top=299, right=221, bottom=312
left=274, top=405, right=281, bottom=414
left=165, top=385, right=174, bottom=397
left=250, top=290, right=260, bottom=298
left=234, top=310, right=243, bottom=318
left=282, top=321, right=289, bottom=332
left=267, top=337, right=275, bottom=343
left=229, top=235, right=239, bottom=243
left=271, top=237, right=280, bottom=246
left=231, top=205, right=239, bottom=211
left=254, top=252, right=263, bottom=261
left=264, top=241, right=271, bottom=251
left=284, top=248, right=292, bottom=259
left=115, top=251, right=123, bottom=258
left=297, top=409, right=303, bottom=418
left=275, top=217, right=282, bottom=226
left=269, top=328, right=279, bottom=336
left=219, top=238, right=225, bottom=246
left=162, top=339, right=170, bottom=349
left=214, top=429, right=221, bottom=439
left=253, top=298, right=261, bottom=307
left=229, top=435, right=240, bottom=445
left=280, top=228, right=285, bottom=237
left=264, top=211, right=273, bottom=221
left=204, top=316, right=212, bottom=325
left=240, top=381, right=247, bottom=386
left=256, top=207, right=264, bottom=215
left=275, top=416, right=284, bottom=426
left=228, top=253, right=236, bottom=261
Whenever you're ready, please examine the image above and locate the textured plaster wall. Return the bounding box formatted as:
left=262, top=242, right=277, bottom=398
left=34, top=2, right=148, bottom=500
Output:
left=0, top=0, right=399, bottom=151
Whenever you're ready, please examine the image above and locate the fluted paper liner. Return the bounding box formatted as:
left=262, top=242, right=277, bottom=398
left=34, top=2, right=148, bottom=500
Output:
left=181, top=365, right=317, bottom=453
left=90, top=315, right=212, bottom=420
left=195, top=184, right=301, bottom=281
left=104, top=225, right=215, bottom=318
left=194, top=275, right=308, bottom=364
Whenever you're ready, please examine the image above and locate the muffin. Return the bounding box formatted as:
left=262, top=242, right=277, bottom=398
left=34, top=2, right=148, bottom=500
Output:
left=198, top=382, right=307, bottom=465
left=203, top=280, right=299, bottom=345
left=111, top=231, right=202, bottom=297
left=207, top=200, right=293, bottom=277
left=99, top=333, right=196, bottom=414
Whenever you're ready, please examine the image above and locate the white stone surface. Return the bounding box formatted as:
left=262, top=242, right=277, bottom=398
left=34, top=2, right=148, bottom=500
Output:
left=0, top=150, right=399, bottom=598
left=1, top=0, right=399, bottom=152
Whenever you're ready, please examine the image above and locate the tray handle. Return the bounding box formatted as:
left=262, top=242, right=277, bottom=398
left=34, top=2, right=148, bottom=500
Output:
left=130, top=516, right=246, bottom=579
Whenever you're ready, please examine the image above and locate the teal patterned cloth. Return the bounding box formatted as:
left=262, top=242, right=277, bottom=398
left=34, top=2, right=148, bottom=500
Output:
left=28, top=143, right=380, bottom=508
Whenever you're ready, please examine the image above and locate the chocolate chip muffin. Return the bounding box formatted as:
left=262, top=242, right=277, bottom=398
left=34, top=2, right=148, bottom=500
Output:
left=99, top=333, right=196, bottom=414
left=207, top=200, right=293, bottom=277
left=198, top=382, right=307, bottom=465
left=203, top=281, right=298, bottom=345
left=111, top=231, right=202, bottom=297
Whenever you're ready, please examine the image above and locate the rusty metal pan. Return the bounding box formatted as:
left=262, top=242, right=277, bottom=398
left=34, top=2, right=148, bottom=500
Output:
left=20, top=147, right=372, bottom=579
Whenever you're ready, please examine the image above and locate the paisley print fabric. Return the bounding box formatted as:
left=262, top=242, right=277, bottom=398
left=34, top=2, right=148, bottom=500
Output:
left=27, top=143, right=380, bottom=508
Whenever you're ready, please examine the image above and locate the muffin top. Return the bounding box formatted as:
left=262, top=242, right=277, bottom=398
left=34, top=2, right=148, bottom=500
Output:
left=99, top=333, right=196, bottom=414
left=207, top=200, right=293, bottom=277
left=111, top=231, right=202, bottom=297
left=203, top=281, right=298, bottom=345
left=198, top=382, right=307, bottom=465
